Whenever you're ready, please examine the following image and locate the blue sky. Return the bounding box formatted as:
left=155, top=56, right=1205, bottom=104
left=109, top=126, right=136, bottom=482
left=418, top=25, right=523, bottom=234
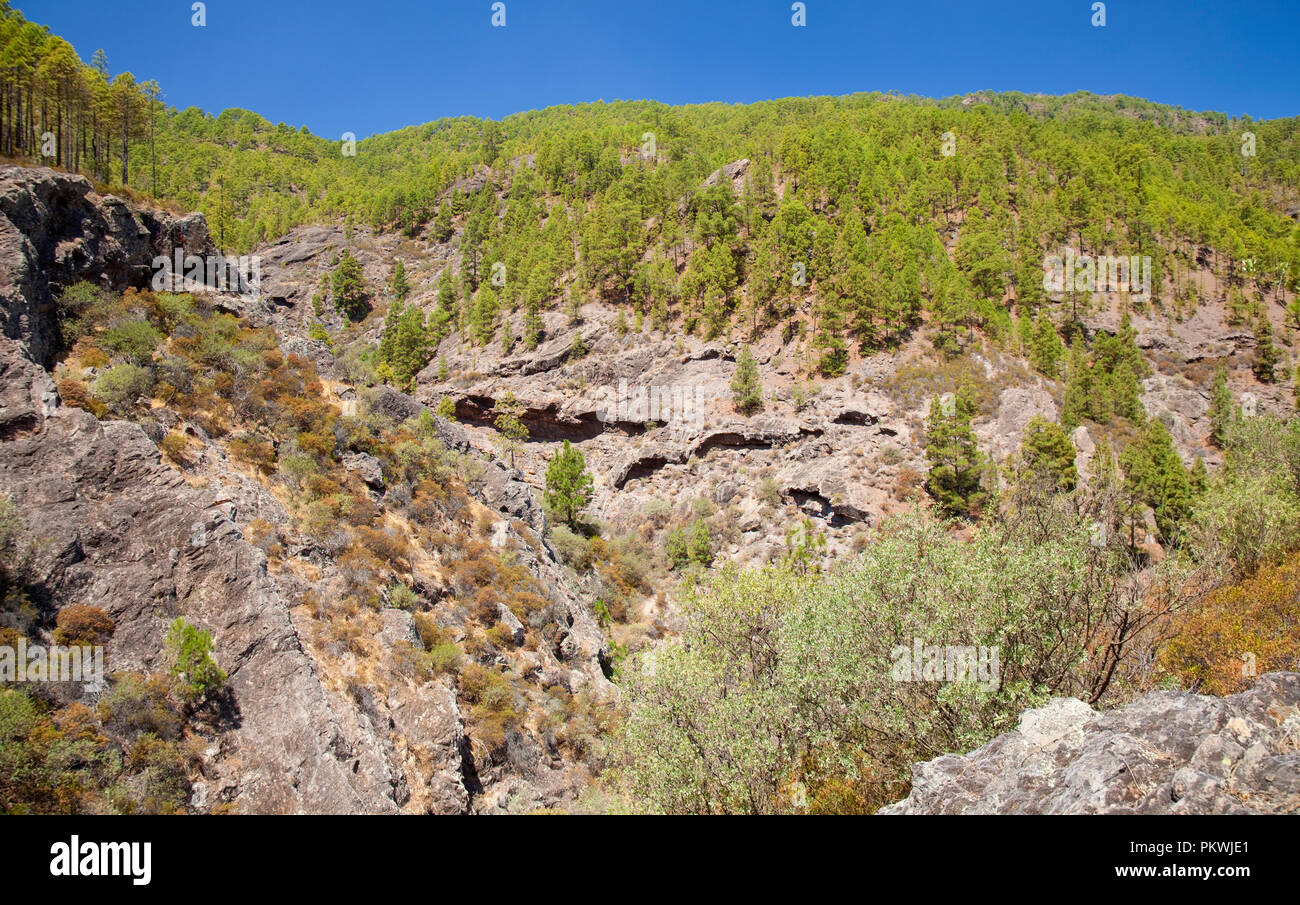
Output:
left=21, top=0, right=1300, bottom=138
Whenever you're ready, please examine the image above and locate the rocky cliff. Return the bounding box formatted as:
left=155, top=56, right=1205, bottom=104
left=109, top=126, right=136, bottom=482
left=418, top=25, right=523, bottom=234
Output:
left=880, top=672, right=1300, bottom=814
left=0, top=166, right=609, bottom=813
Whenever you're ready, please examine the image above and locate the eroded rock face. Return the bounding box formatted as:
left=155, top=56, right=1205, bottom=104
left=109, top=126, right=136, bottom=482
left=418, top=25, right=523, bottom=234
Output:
left=880, top=673, right=1300, bottom=814
left=0, top=167, right=609, bottom=814
left=0, top=166, right=211, bottom=366
left=0, top=166, right=408, bottom=813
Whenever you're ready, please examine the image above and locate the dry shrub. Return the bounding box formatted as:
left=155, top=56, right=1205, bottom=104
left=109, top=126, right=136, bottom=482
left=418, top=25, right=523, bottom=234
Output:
left=353, top=525, right=411, bottom=571
left=56, top=378, right=106, bottom=418
left=1159, top=552, right=1300, bottom=695
left=458, top=663, right=520, bottom=757
left=228, top=434, right=276, bottom=473
left=159, top=432, right=189, bottom=464
left=894, top=467, right=924, bottom=502
left=54, top=605, right=115, bottom=645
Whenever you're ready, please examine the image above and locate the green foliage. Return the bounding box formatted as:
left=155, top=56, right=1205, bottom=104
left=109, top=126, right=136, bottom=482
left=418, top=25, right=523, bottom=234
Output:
left=491, top=392, right=529, bottom=468
left=164, top=618, right=227, bottom=704
left=1186, top=414, right=1300, bottom=576
left=523, top=299, right=543, bottom=349
left=924, top=385, right=987, bottom=518
left=1029, top=310, right=1064, bottom=378
left=1061, top=316, right=1147, bottom=429
left=617, top=507, right=1154, bottom=814
left=544, top=440, right=593, bottom=528
left=469, top=285, right=498, bottom=345
left=102, top=319, right=162, bottom=365
left=730, top=345, right=763, bottom=415
left=782, top=516, right=827, bottom=575
left=390, top=259, right=409, bottom=302
left=549, top=524, right=593, bottom=571
left=331, top=249, right=367, bottom=320
left=388, top=582, right=418, bottom=610
left=93, top=363, right=153, bottom=412
left=1208, top=368, right=1236, bottom=447
left=664, top=518, right=713, bottom=570
left=376, top=299, right=432, bottom=390
left=1253, top=316, right=1280, bottom=382
left=1018, top=416, right=1078, bottom=492
left=1120, top=418, right=1192, bottom=543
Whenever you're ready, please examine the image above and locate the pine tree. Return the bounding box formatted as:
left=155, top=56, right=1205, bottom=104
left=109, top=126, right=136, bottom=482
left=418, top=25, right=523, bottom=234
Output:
left=430, top=269, right=457, bottom=341
left=331, top=249, right=367, bottom=320
left=544, top=440, right=593, bottom=528
left=390, top=259, right=409, bottom=302
left=687, top=518, right=714, bottom=567
left=782, top=516, right=826, bottom=575
left=1253, top=316, right=1280, bottom=382
left=1188, top=455, right=1208, bottom=496
left=924, top=384, right=987, bottom=517
left=1060, top=336, right=1091, bottom=430
left=1030, top=309, right=1064, bottom=378
left=469, top=285, right=498, bottom=345
left=523, top=298, right=543, bottom=349
left=1208, top=368, right=1235, bottom=446
left=377, top=299, right=432, bottom=389
left=1018, top=416, right=1078, bottom=492
left=730, top=345, right=764, bottom=415
left=701, top=287, right=729, bottom=340
left=1120, top=418, right=1192, bottom=543
left=492, top=392, right=529, bottom=468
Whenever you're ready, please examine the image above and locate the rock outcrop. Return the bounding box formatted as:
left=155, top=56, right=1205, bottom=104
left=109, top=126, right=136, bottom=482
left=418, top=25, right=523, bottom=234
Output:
left=0, top=166, right=210, bottom=366
left=0, top=166, right=609, bottom=814
left=880, top=673, right=1300, bottom=814
left=0, top=167, right=404, bottom=812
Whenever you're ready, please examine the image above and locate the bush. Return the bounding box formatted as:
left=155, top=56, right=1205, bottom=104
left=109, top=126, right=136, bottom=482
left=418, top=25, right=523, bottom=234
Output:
left=618, top=506, right=1153, bottom=813
left=228, top=433, right=276, bottom=472
left=93, top=364, right=153, bottom=412
left=549, top=525, right=592, bottom=570
left=158, top=432, right=189, bottom=463
left=428, top=642, right=462, bottom=675
left=388, top=582, right=418, bottom=610
left=102, top=319, right=162, bottom=365
left=1160, top=552, right=1300, bottom=695
left=56, top=378, right=106, bottom=418
left=664, top=518, right=712, bottom=570
left=53, top=605, right=115, bottom=645
left=124, top=733, right=190, bottom=815
left=458, top=663, right=519, bottom=755
left=164, top=618, right=227, bottom=705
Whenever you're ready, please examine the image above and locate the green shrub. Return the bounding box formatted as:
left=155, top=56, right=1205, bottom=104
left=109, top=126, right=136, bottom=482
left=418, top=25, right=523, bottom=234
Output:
left=103, top=319, right=162, bottom=365
left=388, top=582, right=418, bottom=610
left=93, top=363, right=153, bottom=412
left=549, top=524, right=592, bottom=570
left=164, top=618, right=227, bottom=704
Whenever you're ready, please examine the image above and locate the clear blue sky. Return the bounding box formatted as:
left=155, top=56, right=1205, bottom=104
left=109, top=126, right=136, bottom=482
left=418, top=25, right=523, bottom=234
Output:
left=20, top=0, right=1300, bottom=138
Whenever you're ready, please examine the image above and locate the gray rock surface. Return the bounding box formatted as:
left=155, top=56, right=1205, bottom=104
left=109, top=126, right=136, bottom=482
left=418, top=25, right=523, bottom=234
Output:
left=880, top=673, right=1300, bottom=814
left=0, top=166, right=610, bottom=814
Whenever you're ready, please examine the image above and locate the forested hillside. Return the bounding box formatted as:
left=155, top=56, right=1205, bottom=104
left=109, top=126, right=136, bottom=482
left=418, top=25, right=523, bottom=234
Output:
left=3, top=3, right=1300, bottom=816
left=4, top=3, right=1300, bottom=351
